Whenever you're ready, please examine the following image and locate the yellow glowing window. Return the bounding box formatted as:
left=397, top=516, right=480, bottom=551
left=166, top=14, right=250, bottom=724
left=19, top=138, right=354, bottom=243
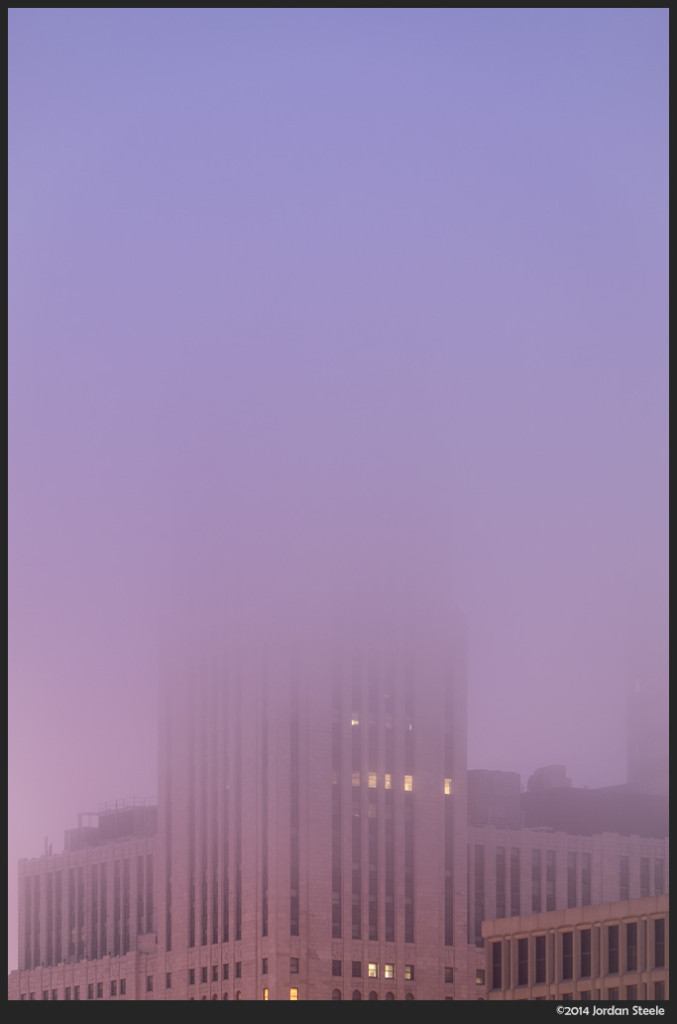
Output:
left=352, top=770, right=360, bottom=787
left=290, top=987, right=298, bottom=1000
left=368, top=963, right=379, bottom=978
left=368, top=772, right=377, bottom=789
left=351, top=714, right=360, bottom=726
left=384, top=964, right=395, bottom=979
left=263, top=989, right=269, bottom=1000
left=384, top=773, right=392, bottom=790
left=404, top=775, right=413, bottom=792
left=444, top=778, right=453, bottom=795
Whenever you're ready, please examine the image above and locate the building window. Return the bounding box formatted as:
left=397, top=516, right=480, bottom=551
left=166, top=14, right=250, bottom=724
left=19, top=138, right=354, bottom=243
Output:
left=654, top=918, right=665, bottom=968
left=146, top=975, right=153, bottom=993
left=654, top=859, right=664, bottom=895
left=165, top=972, right=171, bottom=990
left=607, top=987, right=619, bottom=1000
left=212, top=965, right=218, bottom=982
left=654, top=982, right=665, bottom=1000
left=626, top=922, right=638, bottom=971
left=581, top=852, right=591, bottom=906
left=535, top=934, right=546, bottom=984
left=496, top=847, right=506, bottom=918
left=384, top=773, right=392, bottom=790
left=119, top=980, right=125, bottom=996
left=332, top=960, right=342, bottom=976
left=510, top=848, right=520, bottom=916
left=620, top=856, right=629, bottom=901
left=580, top=928, right=591, bottom=978
left=289, top=988, right=298, bottom=1000
left=517, top=937, right=528, bottom=986
left=567, top=852, right=577, bottom=908
left=626, top=985, right=638, bottom=1000
left=223, top=964, right=229, bottom=980
left=385, top=964, right=395, bottom=979
left=352, top=990, right=362, bottom=1000
left=201, top=966, right=207, bottom=984
left=189, top=968, right=195, bottom=985
left=43, top=991, right=48, bottom=1000
left=562, top=932, right=573, bottom=980
left=640, top=858, right=650, bottom=897
left=332, top=989, right=341, bottom=1000
left=111, top=981, right=117, bottom=997
left=404, top=965, right=414, bottom=981
left=607, top=925, right=619, bottom=974
left=88, top=984, right=94, bottom=1000
left=444, top=778, right=453, bottom=795
left=476, top=970, right=485, bottom=985
left=290, top=957, right=299, bottom=974
left=65, top=989, right=71, bottom=1001
left=491, top=942, right=502, bottom=989
left=352, top=961, right=362, bottom=978
left=51, top=990, right=58, bottom=1000
left=580, top=991, right=591, bottom=1001
left=531, top=849, right=542, bottom=913
left=235, top=962, right=242, bottom=979
left=444, top=966, right=454, bottom=983
left=545, top=850, right=556, bottom=911
left=368, top=771, right=377, bottom=788
left=97, top=982, right=103, bottom=999
left=368, top=991, right=378, bottom=1000
left=404, top=775, right=413, bottom=791
left=262, top=958, right=268, bottom=975
left=263, top=988, right=268, bottom=1000
left=368, top=963, right=378, bottom=978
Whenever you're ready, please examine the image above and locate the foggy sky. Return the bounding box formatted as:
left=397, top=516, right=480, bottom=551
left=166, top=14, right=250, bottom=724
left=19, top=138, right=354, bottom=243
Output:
left=8, top=8, right=668, bottom=970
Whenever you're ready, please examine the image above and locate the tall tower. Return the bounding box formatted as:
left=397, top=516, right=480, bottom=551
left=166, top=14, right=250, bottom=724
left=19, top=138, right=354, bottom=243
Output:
left=156, top=621, right=471, bottom=999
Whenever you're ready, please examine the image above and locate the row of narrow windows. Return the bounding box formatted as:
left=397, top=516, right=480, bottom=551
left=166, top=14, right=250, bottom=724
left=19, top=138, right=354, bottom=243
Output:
left=23, top=855, right=153, bottom=969
left=20, top=978, right=127, bottom=1000
left=490, top=917, right=666, bottom=990
left=472, top=847, right=666, bottom=946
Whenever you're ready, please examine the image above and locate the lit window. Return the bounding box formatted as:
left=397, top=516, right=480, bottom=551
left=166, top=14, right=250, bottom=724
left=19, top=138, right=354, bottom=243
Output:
left=368, top=772, right=377, bottom=788
left=384, top=964, right=395, bottom=979
left=444, top=778, right=453, bottom=795
left=351, top=714, right=359, bottom=726
left=384, top=774, right=392, bottom=790
left=290, top=988, right=298, bottom=1000
left=404, top=965, right=414, bottom=981
left=476, top=970, right=486, bottom=985
left=352, top=771, right=360, bottom=786
left=263, top=989, right=269, bottom=1000
left=404, top=775, right=413, bottom=792
left=368, top=963, right=379, bottom=978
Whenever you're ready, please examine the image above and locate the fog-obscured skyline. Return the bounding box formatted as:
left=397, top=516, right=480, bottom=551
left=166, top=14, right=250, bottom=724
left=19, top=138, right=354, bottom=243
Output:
left=8, top=8, right=668, bottom=970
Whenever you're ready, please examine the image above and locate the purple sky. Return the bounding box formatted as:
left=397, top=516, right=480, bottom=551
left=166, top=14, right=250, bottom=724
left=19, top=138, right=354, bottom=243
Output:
left=8, top=9, right=668, bottom=970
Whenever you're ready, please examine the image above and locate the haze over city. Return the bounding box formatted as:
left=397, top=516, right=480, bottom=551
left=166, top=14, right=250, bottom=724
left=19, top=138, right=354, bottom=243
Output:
left=8, top=8, right=667, bottom=972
